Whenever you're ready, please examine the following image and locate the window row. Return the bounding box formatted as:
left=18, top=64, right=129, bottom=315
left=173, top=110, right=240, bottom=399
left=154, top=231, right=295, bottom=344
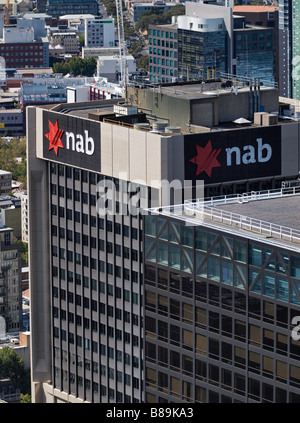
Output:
left=145, top=339, right=300, bottom=386
left=54, top=326, right=140, bottom=347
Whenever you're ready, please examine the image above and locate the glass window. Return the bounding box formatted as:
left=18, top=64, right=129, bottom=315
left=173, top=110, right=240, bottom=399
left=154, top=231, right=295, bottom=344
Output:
left=196, top=359, right=206, bottom=382
left=170, top=376, right=180, bottom=398
left=169, top=244, right=180, bottom=269
left=234, top=239, right=247, bottom=263
left=182, top=329, right=193, bottom=350
left=249, top=325, right=260, bottom=345
left=182, top=355, right=193, bottom=375
left=249, top=244, right=262, bottom=267
left=195, top=228, right=207, bottom=251
left=208, top=256, right=220, bottom=281
left=170, top=350, right=180, bottom=370
left=276, top=276, right=288, bottom=302
left=182, top=303, right=193, bottom=324
left=196, top=334, right=207, bottom=356
left=234, top=346, right=246, bottom=368
left=145, top=215, right=156, bottom=236
left=263, top=273, right=275, bottom=298
left=157, top=241, right=168, bottom=266
left=249, top=351, right=260, bottom=373
left=291, top=256, right=300, bottom=279
left=221, top=261, right=233, bottom=285
left=276, top=360, right=287, bottom=382
left=195, top=307, right=206, bottom=328
left=182, top=250, right=193, bottom=274
left=263, top=356, right=274, bottom=378
left=182, top=226, right=193, bottom=248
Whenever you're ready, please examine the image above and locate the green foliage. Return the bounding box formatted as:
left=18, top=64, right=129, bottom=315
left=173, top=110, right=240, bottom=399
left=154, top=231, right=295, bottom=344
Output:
left=20, top=393, right=31, bottom=403
left=78, top=34, right=85, bottom=48
left=0, top=347, right=31, bottom=395
left=101, top=0, right=116, bottom=17
left=128, top=40, right=143, bottom=57
left=135, top=5, right=185, bottom=33
left=136, top=55, right=149, bottom=71
left=16, top=240, right=28, bottom=265
left=53, top=57, right=97, bottom=77
left=0, top=137, right=27, bottom=188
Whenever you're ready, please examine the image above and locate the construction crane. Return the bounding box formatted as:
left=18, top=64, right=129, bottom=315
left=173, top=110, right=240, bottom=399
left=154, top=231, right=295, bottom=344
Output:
left=115, top=0, right=127, bottom=94
left=4, top=0, right=10, bottom=26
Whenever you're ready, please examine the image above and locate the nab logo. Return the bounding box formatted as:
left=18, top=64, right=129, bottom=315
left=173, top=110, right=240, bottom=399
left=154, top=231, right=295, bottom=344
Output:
left=190, top=138, right=272, bottom=178
left=45, top=120, right=95, bottom=157
left=190, top=140, right=221, bottom=177
left=45, top=120, right=64, bottom=156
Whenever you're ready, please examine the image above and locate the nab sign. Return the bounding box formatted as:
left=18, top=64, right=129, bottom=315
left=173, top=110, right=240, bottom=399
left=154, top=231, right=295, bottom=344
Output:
left=184, top=126, right=282, bottom=184
left=43, top=111, right=101, bottom=172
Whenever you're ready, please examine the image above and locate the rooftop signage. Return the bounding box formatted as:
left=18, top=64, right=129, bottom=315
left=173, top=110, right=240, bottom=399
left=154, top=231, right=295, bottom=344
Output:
left=42, top=110, right=101, bottom=172
left=184, top=125, right=282, bottom=184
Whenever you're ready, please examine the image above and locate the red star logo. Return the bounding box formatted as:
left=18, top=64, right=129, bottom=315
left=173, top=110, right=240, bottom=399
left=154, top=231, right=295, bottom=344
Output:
left=190, top=140, right=221, bottom=178
left=45, top=120, right=64, bottom=156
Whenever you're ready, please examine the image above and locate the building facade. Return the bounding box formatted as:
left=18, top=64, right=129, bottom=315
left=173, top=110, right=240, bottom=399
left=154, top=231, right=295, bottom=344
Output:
left=46, top=0, right=99, bottom=18
left=0, top=226, right=22, bottom=333
left=278, top=0, right=300, bottom=99
left=148, top=25, right=179, bottom=83
left=144, top=191, right=300, bottom=402
left=234, top=25, right=276, bottom=85
left=84, top=18, right=115, bottom=48
left=27, top=100, right=163, bottom=403
left=27, top=81, right=300, bottom=403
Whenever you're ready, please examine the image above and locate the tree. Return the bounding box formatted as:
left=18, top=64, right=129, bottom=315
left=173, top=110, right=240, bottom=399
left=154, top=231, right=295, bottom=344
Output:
left=20, top=393, right=31, bottom=403
left=0, top=137, right=27, bottom=188
left=136, top=55, right=149, bottom=71
left=16, top=240, right=28, bottom=265
left=53, top=57, right=97, bottom=77
left=135, top=5, right=185, bottom=33
left=0, top=347, right=31, bottom=395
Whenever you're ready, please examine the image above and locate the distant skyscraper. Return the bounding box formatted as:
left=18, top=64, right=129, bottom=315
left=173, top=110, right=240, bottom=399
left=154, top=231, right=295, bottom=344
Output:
left=279, top=0, right=300, bottom=99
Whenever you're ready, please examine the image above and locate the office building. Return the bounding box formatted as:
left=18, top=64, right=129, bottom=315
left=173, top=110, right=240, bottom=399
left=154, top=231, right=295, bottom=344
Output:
left=27, top=77, right=300, bottom=403
left=144, top=187, right=300, bottom=402
left=49, top=32, right=80, bottom=55
left=148, top=24, right=179, bottom=83
left=233, top=4, right=279, bottom=86
left=233, top=16, right=277, bottom=85
left=148, top=1, right=233, bottom=82
left=0, top=25, right=49, bottom=70
left=0, top=224, right=22, bottom=333
left=97, top=55, right=136, bottom=82
left=278, top=0, right=300, bottom=99
left=46, top=0, right=99, bottom=18
left=84, top=18, right=115, bottom=48
left=149, top=2, right=277, bottom=85
left=0, top=171, right=12, bottom=196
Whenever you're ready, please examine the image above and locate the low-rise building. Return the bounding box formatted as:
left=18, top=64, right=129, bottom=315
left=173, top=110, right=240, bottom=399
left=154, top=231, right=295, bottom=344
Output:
left=0, top=25, right=49, bottom=69
left=84, top=17, right=115, bottom=48
left=97, top=54, right=136, bottom=82
left=0, top=171, right=12, bottom=196
left=50, top=31, right=80, bottom=55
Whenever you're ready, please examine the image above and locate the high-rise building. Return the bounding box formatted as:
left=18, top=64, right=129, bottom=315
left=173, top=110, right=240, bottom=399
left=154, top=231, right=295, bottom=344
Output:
left=144, top=188, right=300, bottom=403
left=148, top=2, right=277, bottom=85
left=0, top=224, right=22, bottom=333
left=233, top=14, right=277, bottom=86
left=278, top=0, right=300, bottom=99
left=27, top=80, right=300, bottom=403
